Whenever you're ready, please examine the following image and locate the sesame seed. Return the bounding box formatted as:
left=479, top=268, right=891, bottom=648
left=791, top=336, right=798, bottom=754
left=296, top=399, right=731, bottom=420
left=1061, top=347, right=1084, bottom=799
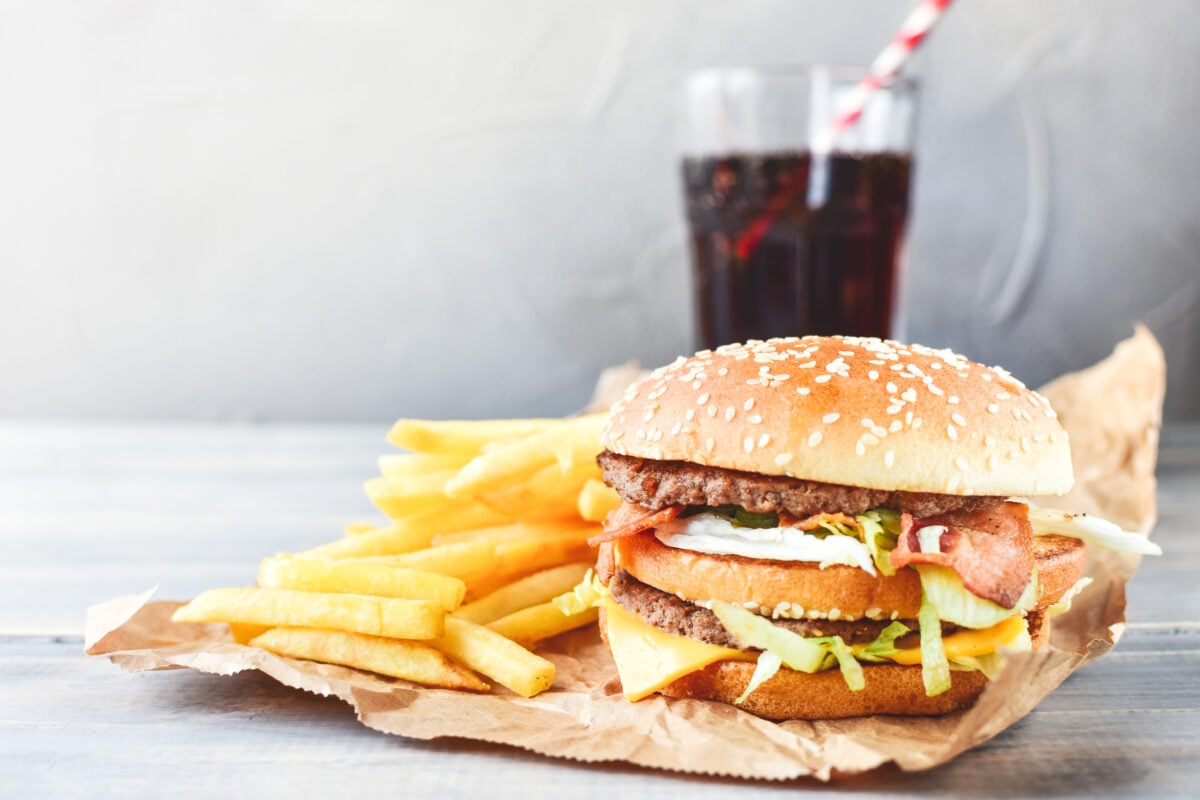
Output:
left=889, top=420, right=902, bottom=433
left=1012, top=408, right=1022, bottom=421
left=1020, top=437, right=1031, bottom=453
left=946, top=476, right=960, bottom=492
left=912, top=417, right=923, bottom=430
left=814, top=374, right=832, bottom=384
left=902, top=388, right=917, bottom=402
left=829, top=608, right=842, bottom=621
left=705, top=437, right=715, bottom=452
left=797, top=387, right=810, bottom=396
left=823, top=413, right=840, bottom=424
left=884, top=451, right=895, bottom=468
left=774, top=453, right=793, bottom=466
left=951, top=412, right=966, bottom=427
left=808, top=431, right=823, bottom=447
left=987, top=404, right=1000, bottom=414
left=725, top=407, right=735, bottom=421
left=890, top=611, right=900, bottom=620
left=905, top=411, right=914, bottom=425
left=685, top=408, right=695, bottom=421
left=744, top=398, right=755, bottom=411
left=860, top=417, right=875, bottom=428
left=886, top=382, right=898, bottom=393
left=872, top=425, right=888, bottom=438
left=642, top=411, right=654, bottom=423
left=947, top=424, right=958, bottom=441
left=855, top=441, right=866, bottom=456
left=718, top=368, right=728, bottom=376
left=928, top=384, right=944, bottom=397
left=987, top=454, right=999, bottom=470
left=743, top=437, right=754, bottom=453
left=984, top=435, right=996, bottom=447
left=696, top=392, right=709, bottom=405
left=670, top=422, right=681, bottom=435
left=707, top=405, right=717, bottom=417
left=868, top=370, right=879, bottom=380
left=863, top=433, right=880, bottom=446
left=948, top=395, right=959, bottom=404
left=886, top=404, right=903, bottom=415
left=758, top=434, right=770, bottom=448
left=691, top=380, right=702, bottom=390
left=1008, top=450, right=1021, bottom=459
left=955, top=457, right=969, bottom=471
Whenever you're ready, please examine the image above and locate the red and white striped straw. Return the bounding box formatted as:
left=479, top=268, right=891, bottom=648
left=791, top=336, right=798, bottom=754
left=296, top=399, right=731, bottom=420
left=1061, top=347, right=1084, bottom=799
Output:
left=812, top=0, right=955, bottom=153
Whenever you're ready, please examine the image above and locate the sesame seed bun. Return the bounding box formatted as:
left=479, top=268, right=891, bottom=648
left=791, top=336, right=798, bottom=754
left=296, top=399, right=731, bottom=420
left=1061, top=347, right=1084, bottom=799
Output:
left=600, top=336, right=1073, bottom=497
left=655, top=655, right=994, bottom=720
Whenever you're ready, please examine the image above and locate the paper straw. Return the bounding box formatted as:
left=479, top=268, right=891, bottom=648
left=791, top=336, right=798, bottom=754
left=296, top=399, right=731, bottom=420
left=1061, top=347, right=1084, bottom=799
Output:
left=812, top=0, right=955, bottom=154
left=733, top=0, right=955, bottom=261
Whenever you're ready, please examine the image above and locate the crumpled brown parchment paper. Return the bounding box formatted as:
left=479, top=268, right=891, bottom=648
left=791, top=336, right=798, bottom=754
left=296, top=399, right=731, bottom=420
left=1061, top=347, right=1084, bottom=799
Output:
left=85, top=327, right=1165, bottom=781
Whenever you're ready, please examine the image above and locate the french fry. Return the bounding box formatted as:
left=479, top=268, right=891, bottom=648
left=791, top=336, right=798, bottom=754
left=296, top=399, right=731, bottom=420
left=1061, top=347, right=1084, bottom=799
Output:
left=433, top=521, right=591, bottom=546
left=172, top=587, right=444, bottom=640
left=360, top=540, right=497, bottom=583
left=251, top=627, right=489, bottom=692
left=486, top=602, right=600, bottom=646
left=378, top=452, right=473, bottom=478
left=479, top=459, right=600, bottom=518
left=365, top=472, right=459, bottom=519
left=454, top=562, right=592, bottom=624
left=258, top=556, right=466, bottom=611
left=443, top=415, right=605, bottom=500
left=387, top=418, right=566, bottom=455
left=435, top=616, right=555, bottom=698
left=228, top=622, right=271, bottom=644
left=465, top=531, right=596, bottom=599
left=577, top=478, right=621, bottom=523
left=548, top=414, right=605, bottom=473
left=297, top=502, right=507, bottom=560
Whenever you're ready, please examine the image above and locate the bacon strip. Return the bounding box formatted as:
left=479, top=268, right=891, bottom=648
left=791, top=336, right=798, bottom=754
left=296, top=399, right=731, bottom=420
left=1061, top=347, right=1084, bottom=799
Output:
left=587, top=503, right=684, bottom=547
left=890, top=501, right=1034, bottom=608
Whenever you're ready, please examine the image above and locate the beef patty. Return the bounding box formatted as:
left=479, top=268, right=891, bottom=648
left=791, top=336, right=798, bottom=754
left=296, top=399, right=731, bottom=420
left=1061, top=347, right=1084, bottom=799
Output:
left=608, top=568, right=949, bottom=648
left=598, top=451, right=1004, bottom=518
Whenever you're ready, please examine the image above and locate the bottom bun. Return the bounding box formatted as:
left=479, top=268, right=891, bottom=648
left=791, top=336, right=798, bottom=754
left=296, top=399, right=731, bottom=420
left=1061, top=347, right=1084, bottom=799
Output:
left=659, top=662, right=989, bottom=720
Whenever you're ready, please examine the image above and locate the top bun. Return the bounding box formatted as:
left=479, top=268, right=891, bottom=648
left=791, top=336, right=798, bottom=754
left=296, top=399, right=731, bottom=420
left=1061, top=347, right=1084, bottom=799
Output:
left=601, top=337, right=1073, bottom=497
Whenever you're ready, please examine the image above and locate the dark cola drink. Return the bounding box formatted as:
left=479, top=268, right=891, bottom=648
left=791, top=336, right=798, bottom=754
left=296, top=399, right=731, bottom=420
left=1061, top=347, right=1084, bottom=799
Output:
left=683, top=151, right=912, bottom=349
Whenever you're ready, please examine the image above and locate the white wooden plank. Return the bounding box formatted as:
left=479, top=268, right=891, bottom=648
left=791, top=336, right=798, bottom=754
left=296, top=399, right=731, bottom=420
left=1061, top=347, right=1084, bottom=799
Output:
left=2, top=631, right=1198, bottom=799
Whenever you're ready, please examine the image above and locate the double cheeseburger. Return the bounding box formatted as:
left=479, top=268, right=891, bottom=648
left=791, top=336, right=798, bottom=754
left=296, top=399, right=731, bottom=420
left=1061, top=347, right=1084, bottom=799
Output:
left=590, top=336, right=1115, bottom=720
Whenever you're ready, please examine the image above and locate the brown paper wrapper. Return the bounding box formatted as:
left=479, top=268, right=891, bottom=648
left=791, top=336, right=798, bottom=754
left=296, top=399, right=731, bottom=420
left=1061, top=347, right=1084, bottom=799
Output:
left=86, top=328, right=1165, bottom=780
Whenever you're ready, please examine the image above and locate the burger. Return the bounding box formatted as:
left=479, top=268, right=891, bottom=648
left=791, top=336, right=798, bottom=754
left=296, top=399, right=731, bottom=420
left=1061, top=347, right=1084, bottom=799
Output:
left=589, top=336, right=1158, bottom=720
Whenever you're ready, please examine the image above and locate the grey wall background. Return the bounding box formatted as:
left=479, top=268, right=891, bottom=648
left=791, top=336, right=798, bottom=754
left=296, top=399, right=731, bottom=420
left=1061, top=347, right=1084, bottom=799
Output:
left=1, top=0, right=1197, bottom=422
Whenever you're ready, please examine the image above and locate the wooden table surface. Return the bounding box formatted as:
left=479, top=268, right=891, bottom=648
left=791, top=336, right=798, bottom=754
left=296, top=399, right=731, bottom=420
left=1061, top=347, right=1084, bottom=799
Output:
left=2, top=421, right=1197, bottom=798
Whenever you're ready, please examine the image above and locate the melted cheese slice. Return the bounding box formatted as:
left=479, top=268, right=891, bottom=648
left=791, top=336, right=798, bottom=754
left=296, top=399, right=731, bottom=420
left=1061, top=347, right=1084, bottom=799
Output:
left=601, top=596, right=753, bottom=700
left=603, top=594, right=1028, bottom=699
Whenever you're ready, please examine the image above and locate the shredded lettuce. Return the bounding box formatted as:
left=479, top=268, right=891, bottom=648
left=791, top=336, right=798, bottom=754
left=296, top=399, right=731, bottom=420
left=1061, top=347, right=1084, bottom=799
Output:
left=857, top=509, right=900, bottom=576
left=552, top=569, right=604, bottom=615
left=736, top=651, right=783, bottom=704
left=1028, top=506, right=1161, bottom=555
left=918, top=589, right=951, bottom=696
left=710, top=601, right=828, bottom=673
left=1047, top=576, right=1094, bottom=617
left=818, top=634, right=865, bottom=691
left=857, top=621, right=912, bottom=662
left=915, top=565, right=1037, bottom=629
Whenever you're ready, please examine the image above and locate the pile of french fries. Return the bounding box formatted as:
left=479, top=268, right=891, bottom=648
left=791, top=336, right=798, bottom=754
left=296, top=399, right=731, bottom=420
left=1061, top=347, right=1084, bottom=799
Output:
left=173, top=414, right=622, bottom=698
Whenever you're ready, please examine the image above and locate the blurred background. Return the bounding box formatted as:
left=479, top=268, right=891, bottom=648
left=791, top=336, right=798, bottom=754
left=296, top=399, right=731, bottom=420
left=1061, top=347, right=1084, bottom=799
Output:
left=1, top=0, right=1196, bottom=423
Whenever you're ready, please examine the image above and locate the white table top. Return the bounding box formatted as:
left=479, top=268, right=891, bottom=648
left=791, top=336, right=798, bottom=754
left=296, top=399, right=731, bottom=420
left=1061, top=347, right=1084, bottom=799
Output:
left=2, top=421, right=1197, bottom=798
